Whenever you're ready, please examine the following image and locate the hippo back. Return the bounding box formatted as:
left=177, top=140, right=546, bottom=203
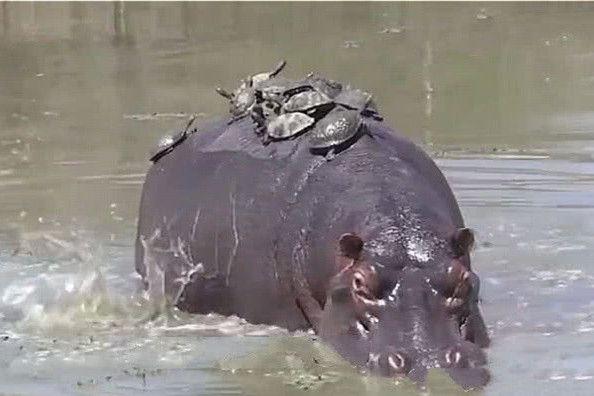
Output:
left=135, top=116, right=465, bottom=328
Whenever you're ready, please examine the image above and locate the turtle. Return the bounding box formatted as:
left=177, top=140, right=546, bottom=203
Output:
left=308, top=108, right=363, bottom=159
left=334, top=86, right=383, bottom=121
left=334, top=87, right=372, bottom=110
left=281, top=82, right=315, bottom=98
left=250, top=60, right=287, bottom=89
left=257, top=77, right=291, bottom=100
left=216, top=60, right=287, bottom=123
left=305, top=73, right=343, bottom=99
left=255, top=77, right=316, bottom=105
left=283, top=90, right=334, bottom=115
left=149, top=114, right=198, bottom=163
left=215, top=85, right=256, bottom=122
left=262, top=112, right=315, bottom=144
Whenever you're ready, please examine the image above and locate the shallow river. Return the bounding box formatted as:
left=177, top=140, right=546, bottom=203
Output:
left=1, top=3, right=594, bottom=396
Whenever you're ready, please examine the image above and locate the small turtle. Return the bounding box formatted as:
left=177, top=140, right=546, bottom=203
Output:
left=309, top=109, right=363, bottom=157
left=216, top=60, right=287, bottom=122
left=263, top=112, right=315, bottom=143
left=334, top=87, right=383, bottom=121
left=215, top=85, right=256, bottom=121
left=305, top=73, right=343, bottom=99
left=250, top=60, right=287, bottom=89
left=334, top=87, right=372, bottom=110
left=256, top=77, right=295, bottom=104
left=256, top=78, right=314, bottom=104
left=150, top=114, right=197, bottom=162
left=283, top=90, right=334, bottom=114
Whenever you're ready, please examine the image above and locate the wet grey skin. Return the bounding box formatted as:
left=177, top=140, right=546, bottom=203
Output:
left=136, top=110, right=490, bottom=391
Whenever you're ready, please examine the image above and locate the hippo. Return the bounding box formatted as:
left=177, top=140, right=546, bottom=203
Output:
left=134, top=65, right=490, bottom=389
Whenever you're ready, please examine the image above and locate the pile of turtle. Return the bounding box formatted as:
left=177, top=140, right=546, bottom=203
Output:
left=215, top=60, right=383, bottom=156
left=149, top=61, right=383, bottom=163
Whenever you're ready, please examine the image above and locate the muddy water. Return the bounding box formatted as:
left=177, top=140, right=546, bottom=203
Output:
left=1, top=3, right=594, bottom=395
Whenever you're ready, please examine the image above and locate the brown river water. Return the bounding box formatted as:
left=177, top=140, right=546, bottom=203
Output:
left=1, top=2, right=594, bottom=395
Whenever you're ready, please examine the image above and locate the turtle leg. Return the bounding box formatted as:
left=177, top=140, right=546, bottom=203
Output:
left=227, top=112, right=249, bottom=125
left=361, top=109, right=383, bottom=122
left=324, top=148, right=336, bottom=161
left=261, top=132, right=272, bottom=146
left=369, top=111, right=384, bottom=122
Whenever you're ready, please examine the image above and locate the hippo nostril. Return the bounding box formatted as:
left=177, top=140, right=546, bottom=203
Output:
left=369, top=351, right=411, bottom=376
left=388, top=356, right=400, bottom=370
left=387, top=352, right=409, bottom=374
left=444, top=347, right=467, bottom=368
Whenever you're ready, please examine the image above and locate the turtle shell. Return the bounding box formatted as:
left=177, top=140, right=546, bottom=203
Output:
left=334, top=87, right=373, bottom=111
left=258, top=78, right=314, bottom=101
left=283, top=90, right=333, bottom=113
left=256, top=77, right=295, bottom=102
left=251, top=72, right=271, bottom=87
left=231, top=87, right=256, bottom=116
left=266, top=112, right=315, bottom=140
left=306, top=74, right=343, bottom=99
left=309, top=109, right=362, bottom=150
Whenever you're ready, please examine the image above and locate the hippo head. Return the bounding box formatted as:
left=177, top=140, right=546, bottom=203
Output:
left=319, top=231, right=490, bottom=390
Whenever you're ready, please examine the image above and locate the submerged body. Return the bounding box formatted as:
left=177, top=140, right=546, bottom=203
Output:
left=135, top=114, right=490, bottom=389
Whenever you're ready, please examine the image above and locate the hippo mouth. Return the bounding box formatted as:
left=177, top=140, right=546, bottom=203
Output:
left=319, top=235, right=490, bottom=390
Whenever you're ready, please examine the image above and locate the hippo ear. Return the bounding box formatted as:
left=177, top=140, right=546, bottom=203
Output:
left=452, top=228, right=474, bottom=257
left=339, top=233, right=364, bottom=260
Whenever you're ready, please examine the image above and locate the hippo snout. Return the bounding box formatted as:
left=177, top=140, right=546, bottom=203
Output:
left=367, top=341, right=489, bottom=387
